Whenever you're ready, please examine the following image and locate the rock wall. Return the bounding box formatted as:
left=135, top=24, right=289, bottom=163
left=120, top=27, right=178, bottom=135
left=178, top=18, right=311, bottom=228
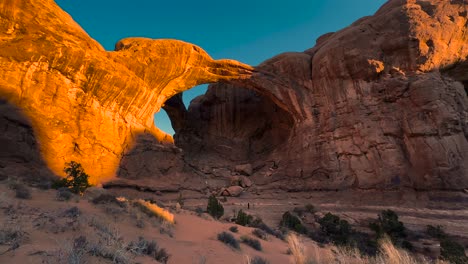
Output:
left=177, top=0, right=468, bottom=190
left=0, top=0, right=252, bottom=183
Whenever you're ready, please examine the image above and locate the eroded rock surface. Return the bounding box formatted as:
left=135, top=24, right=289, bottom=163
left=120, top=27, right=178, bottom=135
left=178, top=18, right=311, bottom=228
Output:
left=0, top=0, right=252, bottom=182
left=0, top=0, right=467, bottom=192
left=177, top=0, right=468, bottom=190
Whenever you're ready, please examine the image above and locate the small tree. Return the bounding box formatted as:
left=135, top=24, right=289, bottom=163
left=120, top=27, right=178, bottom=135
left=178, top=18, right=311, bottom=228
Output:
left=280, top=211, right=308, bottom=234
left=235, top=210, right=253, bottom=226
left=53, top=161, right=91, bottom=194
left=370, top=210, right=411, bottom=249
left=207, top=195, right=224, bottom=219
left=318, top=212, right=351, bottom=245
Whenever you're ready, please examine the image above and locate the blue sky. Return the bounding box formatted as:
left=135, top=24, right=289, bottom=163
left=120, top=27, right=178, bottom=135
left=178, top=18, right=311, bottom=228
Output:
left=55, top=0, right=387, bottom=134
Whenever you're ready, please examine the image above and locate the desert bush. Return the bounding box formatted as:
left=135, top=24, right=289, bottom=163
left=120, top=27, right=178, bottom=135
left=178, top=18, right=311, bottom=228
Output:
left=15, top=185, right=31, bottom=199
left=62, top=206, right=81, bottom=218
left=426, top=225, right=447, bottom=240
left=440, top=238, right=468, bottom=264
left=248, top=256, right=270, bottom=264
left=217, top=231, right=239, bottom=250
left=52, top=161, right=92, bottom=194
left=280, top=211, right=308, bottom=234
left=305, top=204, right=316, bottom=214
left=369, top=210, right=412, bottom=249
left=252, top=229, right=268, bottom=240
left=88, top=219, right=131, bottom=264
left=229, top=226, right=239, bottom=233
left=0, top=226, right=25, bottom=246
left=250, top=217, right=276, bottom=235
left=207, top=195, right=224, bottom=219
left=127, top=237, right=170, bottom=263
left=317, top=212, right=351, bottom=245
left=241, top=236, right=262, bottom=251
left=235, top=209, right=253, bottom=226
left=56, top=187, right=73, bottom=201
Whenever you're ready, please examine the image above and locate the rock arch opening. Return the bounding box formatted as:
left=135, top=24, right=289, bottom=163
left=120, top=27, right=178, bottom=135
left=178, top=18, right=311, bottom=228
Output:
left=172, top=83, right=295, bottom=167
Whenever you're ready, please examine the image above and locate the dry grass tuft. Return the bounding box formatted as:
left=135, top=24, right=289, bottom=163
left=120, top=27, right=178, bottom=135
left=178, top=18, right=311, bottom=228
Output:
left=135, top=199, right=174, bottom=224
left=287, top=233, right=307, bottom=264
left=289, top=234, right=447, bottom=264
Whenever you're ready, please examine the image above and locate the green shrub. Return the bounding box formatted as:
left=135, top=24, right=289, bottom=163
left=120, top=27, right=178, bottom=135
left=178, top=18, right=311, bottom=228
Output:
left=369, top=210, right=411, bottom=249
left=318, top=212, right=351, bottom=245
left=229, top=226, right=238, bottom=233
left=426, top=225, right=447, bottom=240
left=241, top=236, right=262, bottom=251
left=280, top=211, right=307, bottom=234
left=440, top=238, right=468, bottom=264
left=206, top=195, right=224, bottom=219
left=52, top=161, right=91, bottom=194
left=217, top=232, right=239, bottom=249
left=235, top=210, right=253, bottom=226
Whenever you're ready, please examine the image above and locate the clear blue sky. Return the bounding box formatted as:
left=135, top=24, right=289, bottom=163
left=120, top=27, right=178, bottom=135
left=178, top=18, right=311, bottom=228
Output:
left=55, top=0, right=387, bottom=135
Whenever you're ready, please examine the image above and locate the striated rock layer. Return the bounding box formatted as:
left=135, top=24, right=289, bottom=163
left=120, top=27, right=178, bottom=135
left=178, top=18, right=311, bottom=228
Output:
left=177, top=0, right=468, bottom=191
left=0, top=0, right=467, bottom=191
left=0, top=0, right=252, bottom=182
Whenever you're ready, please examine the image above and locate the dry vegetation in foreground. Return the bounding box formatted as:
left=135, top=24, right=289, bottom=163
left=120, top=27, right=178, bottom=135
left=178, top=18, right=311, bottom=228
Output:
left=286, top=233, right=450, bottom=264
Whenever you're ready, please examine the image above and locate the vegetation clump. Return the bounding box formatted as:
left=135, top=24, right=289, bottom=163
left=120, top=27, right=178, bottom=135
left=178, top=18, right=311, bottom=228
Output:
left=229, top=226, right=238, bottom=233
left=440, top=238, right=468, bottom=264
left=317, top=212, right=352, bottom=245
left=249, top=256, right=270, bottom=264
left=280, top=211, right=308, bottom=234
left=207, top=195, right=224, bottom=219
left=369, top=210, right=412, bottom=249
left=241, top=236, right=262, bottom=251
left=235, top=209, right=253, bottom=226
left=252, top=229, right=268, bottom=240
left=217, top=232, right=239, bottom=249
left=127, top=237, right=170, bottom=263
left=52, top=161, right=92, bottom=194
left=426, top=225, right=467, bottom=264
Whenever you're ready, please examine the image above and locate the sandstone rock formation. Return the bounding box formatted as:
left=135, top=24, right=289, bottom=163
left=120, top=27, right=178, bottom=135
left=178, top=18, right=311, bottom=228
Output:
left=0, top=0, right=252, bottom=183
left=0, top=0, right=467, bottom=192
left=176, top=0, right=468, bottom=191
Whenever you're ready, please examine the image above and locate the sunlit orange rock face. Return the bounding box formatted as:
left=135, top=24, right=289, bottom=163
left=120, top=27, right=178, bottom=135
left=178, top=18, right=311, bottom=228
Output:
left=0, top=0, right=252, bottom=183
left=177, top=0, right=468, bottom=190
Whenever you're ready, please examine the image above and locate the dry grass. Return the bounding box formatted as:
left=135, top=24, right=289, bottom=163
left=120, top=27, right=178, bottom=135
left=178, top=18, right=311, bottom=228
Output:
left=135, top=199, right=175, bottom=224
left=287, top=233, right=307, bottom=264
left=287, top=234, right=449, bottom=264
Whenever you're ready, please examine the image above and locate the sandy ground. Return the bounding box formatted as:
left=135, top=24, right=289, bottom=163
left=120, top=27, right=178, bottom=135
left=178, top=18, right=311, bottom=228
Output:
left=0, top=180, right=467, bottom=264
left=0, top=183, right=298, bottom=264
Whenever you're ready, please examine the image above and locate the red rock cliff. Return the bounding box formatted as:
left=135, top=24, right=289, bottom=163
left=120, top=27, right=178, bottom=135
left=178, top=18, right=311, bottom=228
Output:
left=177, top=0, right=468, bottom=190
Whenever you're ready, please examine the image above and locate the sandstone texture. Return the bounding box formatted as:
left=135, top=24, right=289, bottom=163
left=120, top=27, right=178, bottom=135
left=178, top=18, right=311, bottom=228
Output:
left=0, top=0, right=467, bottom=192
left=0, top=0, right=252, bottom=183
left=177, top=0, right=468, bottom=191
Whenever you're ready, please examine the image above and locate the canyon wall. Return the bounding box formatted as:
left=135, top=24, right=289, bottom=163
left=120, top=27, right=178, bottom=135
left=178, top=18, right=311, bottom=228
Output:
left=177, top=0, right=468, bottom=191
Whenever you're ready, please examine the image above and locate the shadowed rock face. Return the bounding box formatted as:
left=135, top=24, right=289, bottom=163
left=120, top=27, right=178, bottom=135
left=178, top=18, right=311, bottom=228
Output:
left=0, top=0, right=253, bottom=182
left=177, top=0, right=468, bottom=190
